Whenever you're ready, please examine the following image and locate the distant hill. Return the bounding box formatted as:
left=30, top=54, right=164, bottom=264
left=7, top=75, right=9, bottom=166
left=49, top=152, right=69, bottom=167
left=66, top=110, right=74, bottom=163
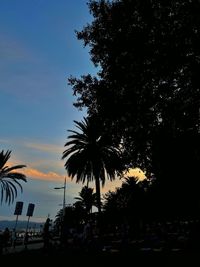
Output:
left=0, top=220, right=44, bottom=231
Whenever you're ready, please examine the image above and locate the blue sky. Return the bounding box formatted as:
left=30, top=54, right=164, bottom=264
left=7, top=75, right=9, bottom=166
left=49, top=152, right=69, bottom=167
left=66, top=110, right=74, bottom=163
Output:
left=0, top=0, right=127, bottom=224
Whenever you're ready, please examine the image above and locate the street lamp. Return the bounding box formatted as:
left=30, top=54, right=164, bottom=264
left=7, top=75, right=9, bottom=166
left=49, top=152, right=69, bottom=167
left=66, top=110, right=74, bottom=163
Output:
left=54, top=177, right=66, bottom=220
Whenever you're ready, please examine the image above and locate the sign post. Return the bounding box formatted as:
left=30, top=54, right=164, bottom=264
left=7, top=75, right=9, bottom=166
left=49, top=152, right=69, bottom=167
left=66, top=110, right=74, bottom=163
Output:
left=13, top=201, right=23, bottom=247
left=24, top=203, right=35, bottom=248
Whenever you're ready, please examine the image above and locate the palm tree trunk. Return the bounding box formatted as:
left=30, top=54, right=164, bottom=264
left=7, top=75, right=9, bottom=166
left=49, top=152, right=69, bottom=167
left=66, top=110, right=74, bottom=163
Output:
left=95, top=175, right=101, bottom=214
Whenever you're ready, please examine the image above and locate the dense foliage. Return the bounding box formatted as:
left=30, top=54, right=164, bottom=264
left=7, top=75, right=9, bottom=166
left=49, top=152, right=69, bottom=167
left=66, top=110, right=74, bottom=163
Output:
left=69, top=0, right=200, bottom=218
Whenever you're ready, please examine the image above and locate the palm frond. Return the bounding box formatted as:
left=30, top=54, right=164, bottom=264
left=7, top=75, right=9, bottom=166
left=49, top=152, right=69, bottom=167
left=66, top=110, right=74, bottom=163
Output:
left=3, top=165, right=26, bottom=173
left=0, top=150, right=27, bottom=205
left=0, top=150, right=11, bottom=169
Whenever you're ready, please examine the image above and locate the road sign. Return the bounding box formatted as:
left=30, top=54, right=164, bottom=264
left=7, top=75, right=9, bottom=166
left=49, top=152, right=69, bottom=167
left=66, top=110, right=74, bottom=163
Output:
left=26, top=203, right=35, bottom=217
left=14, top=201, right=23, bottom=215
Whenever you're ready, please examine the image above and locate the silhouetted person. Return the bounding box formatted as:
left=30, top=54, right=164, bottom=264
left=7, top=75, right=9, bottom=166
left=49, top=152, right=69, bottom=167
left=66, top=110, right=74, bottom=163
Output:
left=43, top=218, right=51, bottom=250
left=24, top=232, right=29, bottom=250
left=3, top=227, right=10, bottom=252
left=82, top=220, right=94, bottom=252
left=11, top=229, right=17, bottom=249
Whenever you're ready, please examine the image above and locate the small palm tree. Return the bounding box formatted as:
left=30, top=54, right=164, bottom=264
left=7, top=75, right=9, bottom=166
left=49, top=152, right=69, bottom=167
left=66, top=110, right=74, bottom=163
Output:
left=75, top=186, right=96, bottom=215
left=62, top=116, right=123, bottom=213
left=0, top=150, right=27, bottom=204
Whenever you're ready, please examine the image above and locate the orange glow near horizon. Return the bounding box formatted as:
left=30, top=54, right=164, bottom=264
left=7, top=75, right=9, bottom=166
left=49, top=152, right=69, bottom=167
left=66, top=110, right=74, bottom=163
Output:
left=23, top=168, right=65, bottom=182
left=7, top=160, right=66, bottom=182
left=7, top=160, right=146, bottom=193
left=125, top=167, right=146, bottom=180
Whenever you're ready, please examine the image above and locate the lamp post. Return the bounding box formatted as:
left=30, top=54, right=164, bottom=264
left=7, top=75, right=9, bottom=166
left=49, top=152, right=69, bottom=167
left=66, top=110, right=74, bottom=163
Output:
left=54, top=177, right=66, bottom=220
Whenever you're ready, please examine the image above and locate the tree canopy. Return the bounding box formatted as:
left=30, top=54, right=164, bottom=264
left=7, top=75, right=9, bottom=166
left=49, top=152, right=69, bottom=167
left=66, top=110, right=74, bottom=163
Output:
left=68, top=0, right=200, bottom=218
left=69, top=0, right=200, bottom=176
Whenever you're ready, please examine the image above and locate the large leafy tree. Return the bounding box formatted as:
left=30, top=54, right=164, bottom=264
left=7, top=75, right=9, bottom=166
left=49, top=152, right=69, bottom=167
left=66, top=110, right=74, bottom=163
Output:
left=69, top=0, right=200, bottom=217
left=0, top=150, right=27, bottom=204
left=62, top=116, right=123, bottom=213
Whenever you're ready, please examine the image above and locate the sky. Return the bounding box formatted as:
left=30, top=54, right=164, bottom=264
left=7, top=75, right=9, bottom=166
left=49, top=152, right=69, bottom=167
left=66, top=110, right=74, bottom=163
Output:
left=0, top=0, right=145, bottom=224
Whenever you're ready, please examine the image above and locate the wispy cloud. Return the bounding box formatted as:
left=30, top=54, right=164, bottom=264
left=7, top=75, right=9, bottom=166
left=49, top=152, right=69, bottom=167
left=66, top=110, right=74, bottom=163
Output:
left=27, top=158, right=64, bottom=170
left=1, top=138, right=63, bottom=155
left=24, top=141, right=63, bottom=154
left=1, top=138, right=67, bottom=181
left=5, top=160, right=65, bottom=182
left=24, top=167, right=65, bottom=182
left=4, top=138, right=146, bottom=193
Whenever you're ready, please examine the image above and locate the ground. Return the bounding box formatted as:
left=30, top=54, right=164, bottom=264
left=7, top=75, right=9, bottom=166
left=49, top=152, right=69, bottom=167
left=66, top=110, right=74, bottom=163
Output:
left=2, top=247, right=200, bottom=266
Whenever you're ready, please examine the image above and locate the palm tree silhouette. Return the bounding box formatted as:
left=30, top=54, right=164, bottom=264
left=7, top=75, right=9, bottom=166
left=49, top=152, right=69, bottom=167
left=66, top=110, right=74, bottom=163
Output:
left=62, top=116, right=123, bottom=213
left=0, top=150, right=27, bottom=204
left=75, top=186, right=96, bottom=215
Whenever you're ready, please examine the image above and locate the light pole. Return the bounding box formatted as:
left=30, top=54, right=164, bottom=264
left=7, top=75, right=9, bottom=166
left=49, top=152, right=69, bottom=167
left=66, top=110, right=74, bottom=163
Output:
left=54, top=177, right=66, bottom=220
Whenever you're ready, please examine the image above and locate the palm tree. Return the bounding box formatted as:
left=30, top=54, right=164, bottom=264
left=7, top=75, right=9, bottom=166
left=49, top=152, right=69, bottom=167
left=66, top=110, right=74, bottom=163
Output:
left=62, top=116, right=123, bottom=213
left=74, top=186, right=96, bottom=215
left=0, top=150, right=27, bottom=204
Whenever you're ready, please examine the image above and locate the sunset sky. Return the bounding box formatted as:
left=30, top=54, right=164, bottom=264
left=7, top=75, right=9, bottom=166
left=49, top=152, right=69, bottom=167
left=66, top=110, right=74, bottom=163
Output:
left=0, top=0, right=145, bottom=224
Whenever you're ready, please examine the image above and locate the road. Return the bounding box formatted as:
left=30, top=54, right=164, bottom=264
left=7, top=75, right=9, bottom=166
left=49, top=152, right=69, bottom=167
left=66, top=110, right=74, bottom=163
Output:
left=2, top=238, right=45, bottom=255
